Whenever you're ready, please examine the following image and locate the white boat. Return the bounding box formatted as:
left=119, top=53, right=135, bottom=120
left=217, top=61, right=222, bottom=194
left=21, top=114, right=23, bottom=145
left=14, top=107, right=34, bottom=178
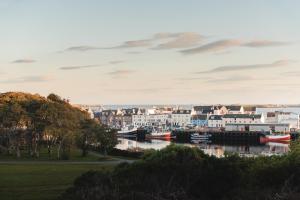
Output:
left=146, top=127, right=174, bottom=140
left=117, top=126, right=138, bottom=136
left=190, top=133, right=211, bottom=140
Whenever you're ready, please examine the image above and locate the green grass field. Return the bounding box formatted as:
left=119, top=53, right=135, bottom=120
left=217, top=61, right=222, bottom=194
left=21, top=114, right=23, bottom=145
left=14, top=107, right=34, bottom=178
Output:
left=0, top=163, right=114, bottom=200
left=0, top=147, right=114, bottom=162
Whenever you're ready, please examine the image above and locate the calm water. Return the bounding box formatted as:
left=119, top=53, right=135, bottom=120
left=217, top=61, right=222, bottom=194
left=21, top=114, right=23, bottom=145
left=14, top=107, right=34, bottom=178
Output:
left=116, top=138, right=290, bottom=157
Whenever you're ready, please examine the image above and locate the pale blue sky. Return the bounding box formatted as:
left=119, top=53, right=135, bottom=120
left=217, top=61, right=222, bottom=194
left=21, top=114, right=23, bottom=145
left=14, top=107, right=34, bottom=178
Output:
left=0, top=0, right=299, bottom=104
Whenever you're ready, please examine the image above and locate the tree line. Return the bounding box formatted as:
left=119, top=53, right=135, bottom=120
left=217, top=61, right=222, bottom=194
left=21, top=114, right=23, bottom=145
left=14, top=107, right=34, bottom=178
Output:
left=0, top=92, right=117, bottom=159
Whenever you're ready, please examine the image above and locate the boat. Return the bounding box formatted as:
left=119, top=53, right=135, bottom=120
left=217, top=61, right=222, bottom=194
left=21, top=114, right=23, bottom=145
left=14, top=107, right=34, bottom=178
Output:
left=117, top=126, right=138, bottom=137
left=260, top=134, right=291, bottom=143
left=190, top=133, right=212, bottom=144
left=146, top=127, right=174, bottom=140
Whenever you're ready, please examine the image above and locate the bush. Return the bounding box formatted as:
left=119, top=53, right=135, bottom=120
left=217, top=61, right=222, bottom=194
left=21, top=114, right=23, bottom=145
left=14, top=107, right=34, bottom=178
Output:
left=61, top=144, right=300, bottom=200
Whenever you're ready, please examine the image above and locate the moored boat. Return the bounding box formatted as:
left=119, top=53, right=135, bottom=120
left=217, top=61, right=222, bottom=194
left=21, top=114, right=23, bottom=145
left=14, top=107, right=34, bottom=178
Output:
left=146, top=131, right=173, bottom=139
left=260, top=134, right=290, bottom=143
left=117, top=126, right=138, bottom=137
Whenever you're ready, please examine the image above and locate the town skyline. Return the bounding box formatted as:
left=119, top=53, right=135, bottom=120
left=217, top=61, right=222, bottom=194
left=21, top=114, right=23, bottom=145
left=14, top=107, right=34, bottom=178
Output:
left=1, top=0, right=299, bottom=104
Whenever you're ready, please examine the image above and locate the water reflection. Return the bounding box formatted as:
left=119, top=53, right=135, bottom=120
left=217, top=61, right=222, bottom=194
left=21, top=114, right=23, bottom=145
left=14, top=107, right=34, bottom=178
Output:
left=116, top=138, right=290, bottom=157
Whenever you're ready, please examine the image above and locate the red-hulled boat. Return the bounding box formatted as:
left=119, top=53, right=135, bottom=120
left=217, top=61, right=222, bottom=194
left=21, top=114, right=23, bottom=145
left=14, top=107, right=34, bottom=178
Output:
left=146, top=131, right=173, bottom=140
left=260, top=134, right=290, bottom=143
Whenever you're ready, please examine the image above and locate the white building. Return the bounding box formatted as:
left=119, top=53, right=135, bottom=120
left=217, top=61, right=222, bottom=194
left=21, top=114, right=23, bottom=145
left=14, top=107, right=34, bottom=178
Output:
left=266, top=111, right=299, bottom=129
left=222, top=114, right=264, bottom=127
left=208, top=115, right=223, bottom=128
left=171, top=110, right=191, bottom=127
left=225, top=123, right=290, bottom=133
left=226, top=106, right=244, bottom=114
left=132, top=114, right=170, bottom=127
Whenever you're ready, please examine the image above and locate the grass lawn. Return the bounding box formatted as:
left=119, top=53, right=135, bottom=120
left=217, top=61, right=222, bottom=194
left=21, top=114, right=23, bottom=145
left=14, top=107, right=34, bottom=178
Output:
left=0, top=163, right=114, bottom=200
left=0, top=147, right=114, bottom=162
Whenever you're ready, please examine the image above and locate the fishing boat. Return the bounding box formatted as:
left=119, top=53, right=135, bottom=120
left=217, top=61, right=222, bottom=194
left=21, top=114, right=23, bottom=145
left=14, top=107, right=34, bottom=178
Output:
left=260, top=133, right=290, bottom=143
left=117, top=126, right=138, bottom=137
left=190, top=133, right=211, bottom=143
left=146, top=127, right=174, bottom=140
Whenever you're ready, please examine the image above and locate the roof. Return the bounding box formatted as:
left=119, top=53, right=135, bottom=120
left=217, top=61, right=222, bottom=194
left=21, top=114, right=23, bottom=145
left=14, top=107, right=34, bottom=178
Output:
left=243, top=106, right=256, bottom=112
left=193, top=106, right=214, bottom=111
left=267, top=112, right=276, bottom=117
left=208, top=115, right=222, bottom=120
left=191, top=114, right=207, bottom=120
left=172, top=110, right=191, bottom=114
left=226, top=123, right=290, bottom=127
left=223, top=114, right=261, bottom=119
left=226, top=105, right=242, bottom=111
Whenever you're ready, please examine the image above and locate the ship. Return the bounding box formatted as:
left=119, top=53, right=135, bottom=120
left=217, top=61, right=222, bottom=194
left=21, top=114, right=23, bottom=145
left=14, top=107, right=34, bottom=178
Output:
left=260, top=134, right=291, bottom=143
left=146, top=127, right=174, bottom=140
left=190, top=133, right=212, bottom=143
left=117, top=126, right=138, bottom=137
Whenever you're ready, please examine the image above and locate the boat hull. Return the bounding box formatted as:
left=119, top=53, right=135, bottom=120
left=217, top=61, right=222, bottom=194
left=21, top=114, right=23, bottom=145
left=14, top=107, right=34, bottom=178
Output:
left=146, top=132, right=174, bottom=140
left=260, top=134, right=291, bottom=143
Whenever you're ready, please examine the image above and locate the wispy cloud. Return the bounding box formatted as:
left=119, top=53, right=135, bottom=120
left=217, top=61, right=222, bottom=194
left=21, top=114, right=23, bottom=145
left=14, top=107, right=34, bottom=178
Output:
left=12, top=59, right=36, bottom=63
left=109, top=40, right=152, bottom=49
left=64, top=46, right=100, bottom=52
left=196, top=60, right=294, bottom=74
left=59, top=60, right=125, bottom=70
left=205, top=75, right=256, bottom=83
left=153, top=32, right=203, bottom=49
left=60, top=65, right=101, bottom=70
left=242, top=40, right=289, bottom=47
left=108, top=70, right=135, bottom=78
left=181, top=39, right=290, bottom=54
left=1, top=75, right=52, bottom=83
left=181, top=39, right=241, bottom=54
left=104, top=32, right=204, bottom=49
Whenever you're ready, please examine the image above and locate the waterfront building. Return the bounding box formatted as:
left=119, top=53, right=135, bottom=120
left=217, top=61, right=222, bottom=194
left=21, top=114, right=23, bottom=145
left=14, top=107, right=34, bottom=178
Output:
left=243, top=106, right=257, bottom=114
left=97, top=109, right=118, bottom=127
left=225, top=123, right=290, bottom=133
left=208, top=115, right=223, bottom=127
left=191, top=115, right=208, bottom=127
left=132, top=114, right=170, bottom=127
left=192, top=105, right=227, bottom=115
left=191, top=106, right=215, bottom=115
left=226, top=105, right=244, bottom=114
left=222, top=114, right=264, bottom=127
left=265, top=111, right=299, bottom=129
left=170, top=109, right=191, bottom=127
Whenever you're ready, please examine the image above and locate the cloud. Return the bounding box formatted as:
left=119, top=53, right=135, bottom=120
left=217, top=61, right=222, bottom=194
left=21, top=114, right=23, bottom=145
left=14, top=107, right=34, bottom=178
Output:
left=181, top=39, right=241, bottom=54
left=110, top=40, right=152, bottom=49
left=106, top=32, right=204, bottom=49
left=242, top=40, right=289, bottom=47
left=205, top=75, right=256, bottom=84
left=152, top=32, right=181, bottom=39
left=196, top=60, right=293, bottom=74
left=1, top=75, right=52, bottom=83
left=59, top=60, right=125, bottom=70
left=65, top=46, right=100, bottom=52
left=153, top=32, right=203, bottom=49
left=108, top=70, right=135, bottom=78
left=181, top=39, right=290, bottom=54
left=60, top=65, right=101, bottom=70
left=12, top=59, right=36, bottom=63
left=109, top=60, right=125, bottom=64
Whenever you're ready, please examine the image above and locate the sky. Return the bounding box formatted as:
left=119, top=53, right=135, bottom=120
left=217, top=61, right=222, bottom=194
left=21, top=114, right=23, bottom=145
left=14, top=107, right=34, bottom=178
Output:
left=0, top=0, right=300, bottom=104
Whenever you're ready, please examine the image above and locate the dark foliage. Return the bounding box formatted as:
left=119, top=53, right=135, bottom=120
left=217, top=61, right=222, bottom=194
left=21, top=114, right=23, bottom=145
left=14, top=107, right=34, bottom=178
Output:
left=61, top=143, right=300, bottom=200
left=0, top=92, right=117, bottom=159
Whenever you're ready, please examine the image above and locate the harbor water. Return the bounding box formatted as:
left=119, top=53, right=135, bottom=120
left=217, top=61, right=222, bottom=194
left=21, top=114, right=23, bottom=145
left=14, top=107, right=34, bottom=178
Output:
left=116, top=138, right=290, bottom=158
